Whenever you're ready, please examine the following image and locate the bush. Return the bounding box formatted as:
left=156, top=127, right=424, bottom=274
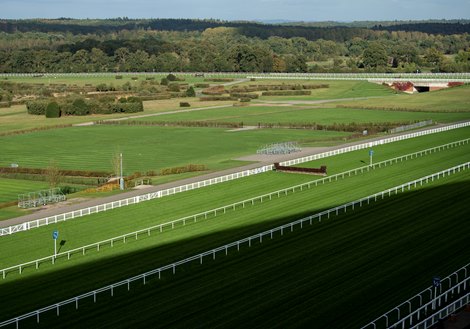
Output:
left=185, top=86, right=196, bottom=97
left=195, top=83, right=210, bottom=88
left=168, top=83, right=180, bottom=92
left=230, top=93, right=259, bottom=99
left=166, top=74, right=177, bottom=81
left=71, top=98, right=89, bottom=116
left=131, top=76, right=138, bottom=80
left=26, top=101, right=48, bottom=115
left=160, top=78, right=169, bottom=85
left=45, top=102, right=61, bottom=118
left=180, top=102, right=191, bottom=107
left=109, top=101, right=144, bottom=113
left=115, top=75, right=123, bottom=79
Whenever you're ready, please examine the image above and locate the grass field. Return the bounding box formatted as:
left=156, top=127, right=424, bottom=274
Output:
left=0, top=125, right=352, bottom=173
left=2, top=170, right=469, bottom=328
left=1, top=75, right=469, bottom=327
left=130, top=105, right=470, bottom=125
left=0, top=178, right=50, bottom=204
left=244, top=80, right=397, bottom=100
left=1, top=135, right=469, bottom=269
left=1, top=74, right=207, bottom=86
left=0, top=128, right=468, bottom=323
left=333, top=84, right=470, bottom=112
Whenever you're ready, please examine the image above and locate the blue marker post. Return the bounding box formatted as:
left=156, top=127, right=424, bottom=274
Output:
left=432, top=276, right=441, bottom=310
left=52, top=230, right=59, bottom=259
left=369, top=149, right=374, bottom=166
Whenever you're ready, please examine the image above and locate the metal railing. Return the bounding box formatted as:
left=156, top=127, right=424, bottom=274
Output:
left=2, top=138, right=468, bottom=279
left=1, top=161, right=469, bottom=328
left=1, top=121, right=469, bottom=237
left=362, top=262, right=470, bottom=329
left=1, top=72, right=470, bottom=82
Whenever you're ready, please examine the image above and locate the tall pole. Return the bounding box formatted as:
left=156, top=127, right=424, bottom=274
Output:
left=54, top=239, right=57, bottom=258
left=120, top=153, right=124, bottom=190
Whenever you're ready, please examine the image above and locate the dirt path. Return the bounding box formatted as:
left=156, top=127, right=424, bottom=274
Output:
left=2, top=120, right=467, bottom=229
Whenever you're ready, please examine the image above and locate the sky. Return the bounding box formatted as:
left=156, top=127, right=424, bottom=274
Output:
left=1, top=0, right=469, bottom=21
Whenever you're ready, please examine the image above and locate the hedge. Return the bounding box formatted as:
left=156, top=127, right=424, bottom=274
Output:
left=45, top=101, right=61, bottom=118
left=230, top=93, right=259, bottom=99
left=261, top=90, right=312, bottom=96
left=26, top=100, right=48, bottom=115
left=180, top=102, right=191, bottom=107
left=199, top=96, right=237, bottom=101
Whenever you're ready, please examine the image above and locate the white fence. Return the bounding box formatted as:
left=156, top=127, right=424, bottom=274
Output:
left=1, top=161, right=469, bottom=328
left=3, top=138, right=468, bottom=279
left=362, top=262, right=470, bottom=329
left=1, top=121, right=469, bottom=237
left=2, top=72, right=470, bottom=82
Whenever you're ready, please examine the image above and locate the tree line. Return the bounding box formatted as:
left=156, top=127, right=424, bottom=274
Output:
left=0, top=19, right=468, bottom=73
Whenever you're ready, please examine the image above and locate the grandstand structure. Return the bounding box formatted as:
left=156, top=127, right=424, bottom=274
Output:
left=257, top=142, right=301, bottom=155
left=18, top=188, right=66, bottom=209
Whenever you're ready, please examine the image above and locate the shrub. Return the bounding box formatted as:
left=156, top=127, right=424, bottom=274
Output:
left=239, top=98, right=251, bottom=102
left=202, top=85, right=226, bottom=95
left=115, top=75, right=123, bottom=79
left=230, top=93, right=259, bottom=99
left=145, top=77, right=155, bottom=81
left=45, top=102, right=61, bottom=118
left=166, top=74, right=177, bottom=81
left=180, top=102, right=191, bottom=107
left=26, top=101, right=48, bottom=115
left=109, top=101, right=144, bottom=113
left=72, top=98, right=89, bottom=116
left=168, top=83, right=180, bottom=92
left=160, top=78, right=169, bottom=85
left=185, top=86, right=196, bottom=97
left=131, top=76, right=138, bottom=80
left=195, top=83, right=210, bottom=88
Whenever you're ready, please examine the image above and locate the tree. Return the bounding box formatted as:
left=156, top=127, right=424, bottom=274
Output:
left=46, top=160, right=62, bottom=188
left=362, top=42, right=388, bottom=68
left=185, top=86, right=196, bottom=97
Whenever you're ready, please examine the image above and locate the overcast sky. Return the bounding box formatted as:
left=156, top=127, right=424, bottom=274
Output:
left=1, top=0, right=469, bottom=21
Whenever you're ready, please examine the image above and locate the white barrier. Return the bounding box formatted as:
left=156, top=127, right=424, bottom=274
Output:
left=1, top=161, right=469, bottom=328
left=1, top=121, right=469, bottom=237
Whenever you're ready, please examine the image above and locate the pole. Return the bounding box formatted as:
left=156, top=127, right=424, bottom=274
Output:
left=120, top=153, right=124, bottom=190
left=54, top=239, right=57, bottom=258
left=370, top=153, right=373, bottom=166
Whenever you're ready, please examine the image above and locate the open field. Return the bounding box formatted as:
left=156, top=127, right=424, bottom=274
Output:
left=254, top=80, right=396, bottom=100
left=0, top=125, right=352, bottom=173
left=1, top=135, right=469, bottom=269
left=0, top=178, right=49, bottom=204
left=0, top=99, right=234, bottom=134
left=1, top=74, right=207, bottom=86
left=1, top=169, right=469, bottom=328
left=130, top=104, right=470, bottom=125
left=1, top=75, right=470, bottom=328
left=0, top=128, right=468, bottom=322
left=333, top=84, right=470, bottom=112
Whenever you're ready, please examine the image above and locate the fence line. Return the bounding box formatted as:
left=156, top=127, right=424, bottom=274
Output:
left=1, top=161, right=469, bottom=328
left=2, top=72, right=470, bottom=81
left=1, top=121, right=469, bottom=237
left=1, top=138, right=468, bottom=279
left=362, top=263, right=470, bottom=329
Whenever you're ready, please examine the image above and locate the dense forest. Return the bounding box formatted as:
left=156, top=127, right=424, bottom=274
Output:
left=0, top=18, right=469, bottom=73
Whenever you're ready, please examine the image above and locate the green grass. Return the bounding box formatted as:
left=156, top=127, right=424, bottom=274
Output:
left=0, top=127, right=468, bottom=323
left=0, top=125, right=351, bottom=173
left=255, top=80, right=396, bottom=100
left=0, top=177, right=50, bottom=203
left=2, top=171, right=470, bottom=328
left=1, top=74, right=207, bottom=86
left=334, top=84, right=470, bottom=112
left=130, top=105, right=470, bottom=125
left=1, top=137, right=469, bottom=270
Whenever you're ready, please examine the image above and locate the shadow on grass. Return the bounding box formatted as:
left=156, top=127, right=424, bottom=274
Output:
left=0, top=181, right=469, bottom=328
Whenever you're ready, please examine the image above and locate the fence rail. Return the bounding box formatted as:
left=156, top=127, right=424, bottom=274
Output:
left=1, top=121, right=469, bottom=237
left=1, top=161, right=469, bottom=328
left=1, top=72, right=470, bottom=81
left=362, top=262, right=470, bottom=329
left=1, top=138, right=468, bottom=279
